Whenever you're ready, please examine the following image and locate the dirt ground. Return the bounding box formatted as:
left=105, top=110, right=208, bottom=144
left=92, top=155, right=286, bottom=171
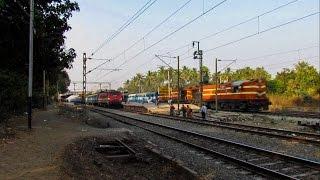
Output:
left=61, top=136, right=191, bottom=180
left=0, top=105, right=191, bottom=179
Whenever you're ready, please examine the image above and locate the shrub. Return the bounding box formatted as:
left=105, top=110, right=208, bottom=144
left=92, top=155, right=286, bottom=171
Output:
left=0, top=70, right=27, bottom=123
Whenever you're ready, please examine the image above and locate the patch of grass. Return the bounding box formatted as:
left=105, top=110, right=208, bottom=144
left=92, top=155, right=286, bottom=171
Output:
left=268, top=94, right=320, bottom=112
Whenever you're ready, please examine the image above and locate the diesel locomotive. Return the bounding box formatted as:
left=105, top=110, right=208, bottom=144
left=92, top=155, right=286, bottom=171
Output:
left=158, top=79, right=270, bottom=111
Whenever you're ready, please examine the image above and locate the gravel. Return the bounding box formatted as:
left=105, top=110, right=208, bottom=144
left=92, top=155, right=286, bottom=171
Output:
left=88, top=109, right=266, bottom=179
left=205, top=110, right=320, bottom=133
left=102, top=108, right=320, bottom=163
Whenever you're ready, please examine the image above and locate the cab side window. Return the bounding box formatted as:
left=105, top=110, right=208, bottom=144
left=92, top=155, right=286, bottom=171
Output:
left=233, top=86, right=240, bottom=93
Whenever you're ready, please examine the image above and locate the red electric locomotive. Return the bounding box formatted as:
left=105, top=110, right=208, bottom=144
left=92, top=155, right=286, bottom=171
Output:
left=97, top=90, right=123, bottom=107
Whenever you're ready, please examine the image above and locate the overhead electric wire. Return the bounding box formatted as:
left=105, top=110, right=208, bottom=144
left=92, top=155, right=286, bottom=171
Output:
left=106, top=0, right=304, bottom=83
left=89, top=0, right=191, bottom=75
left=109, top=56, right=158, bottom=84
left=99, top=0, right=228, bottom=79
left=108, top=0, right=318, bottom=86
left=226, top=55, right=318, bottom=72
left=263, top=55, right=319, bottom=68
left=205, top=12, right=320, bottom=52
left=108, top=0, right=193, bottom=66
left=179, top=11, right=320, bottom=61
left=161, top=0, right=300, bottom=57
left=238, top=45, right=319, bottom=62
left=90, top=0, right=158, bottom=57
left=213, top=55, right=319, bottom=75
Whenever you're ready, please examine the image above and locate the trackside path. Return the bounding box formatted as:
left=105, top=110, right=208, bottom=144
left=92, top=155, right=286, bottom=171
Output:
left=0, top=106, right=129, bottom=179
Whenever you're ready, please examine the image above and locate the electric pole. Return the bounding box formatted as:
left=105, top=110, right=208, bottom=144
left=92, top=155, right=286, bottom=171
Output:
left=82, top=53, right=87, bottom=103
left=168, top=69, right=170, bottom=99
left=192, top=41, right=203, bottom=107
left=43, top=70, right=46, bottom=110
left=155, top=54, right=179, bottom=109
left=177, top=56, right=180, bottom=111
left=27, top=0, right=34, bottom=129
left=73, top=83, right=76, bottom=93
left=56, top=81, right=59, bottom=103
left=215, top=59, right=236, bottom=112
left=215, top=58, right=218, bottom=112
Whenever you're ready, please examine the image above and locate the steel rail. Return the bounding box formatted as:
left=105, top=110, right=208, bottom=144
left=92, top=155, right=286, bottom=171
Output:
left=217, top=110, right=320, bottom=119
left=90, top=107, right=320, bottom=179
left=141, top=112, right=320, bottom=145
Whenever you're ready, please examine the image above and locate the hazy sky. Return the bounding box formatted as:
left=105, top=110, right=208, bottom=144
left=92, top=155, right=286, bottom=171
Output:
left=65, top=0, right=319, bottom=91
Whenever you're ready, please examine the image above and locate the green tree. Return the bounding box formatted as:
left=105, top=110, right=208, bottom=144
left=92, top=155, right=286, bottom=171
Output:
left=292, top=61, right=320, bottom=95
left=0, top=0, right=79, bottom=121
left=273, top=68, right=295, bottom=94
left=269, top=61, right=320, bottom=96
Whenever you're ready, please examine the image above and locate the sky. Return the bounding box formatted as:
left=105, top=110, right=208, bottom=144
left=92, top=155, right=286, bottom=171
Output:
left=65, top=0, right=320, bottom=91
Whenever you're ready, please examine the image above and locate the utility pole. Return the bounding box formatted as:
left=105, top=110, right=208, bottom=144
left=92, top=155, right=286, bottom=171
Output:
left=192, top=41, right=203, bottom=107
left=155, top=54, right=178, bottom=106
left=27, top=0, right=34, bottom=129
left=168, top=69, right=170, bottom=99
left=56, top=81, right=59, bottom=103
left=73, top=83, right=76, bottom=93
left=108, top=82, right=111, bottom=90
left=200, top=53, right=203, bottom=107
left=215, top=59, right=236, bottom=112
left=138, top=78, right=142, bottom=93
left=215, top=58, right=218, bottom=112
left=43, top=70, right=46, bottom=110
left=99, top=83, right=102, bottom=91
left=47, top=78, right=49, bottom=105
left=82, top=53, right=87, bottom=103
left=177, top=56, right=180, bottom=111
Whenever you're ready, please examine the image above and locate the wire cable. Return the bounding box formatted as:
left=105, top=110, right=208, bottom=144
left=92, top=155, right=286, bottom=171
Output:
left=99, top=0, right=228, bottom=79
left=88, top=0, right=190, bottom=75
left=179, top=11, right=319, bottom=61
left=108, top=0, right=193, bottom=66
left=161, top=0, right=300, bottom=57
left=90, top=0, right=158, bottom=57
left=238, top=45, right=319, bottom=62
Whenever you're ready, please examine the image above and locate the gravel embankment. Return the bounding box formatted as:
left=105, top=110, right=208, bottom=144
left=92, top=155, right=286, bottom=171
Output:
left=205, top=110, right=320, bottom=133
left=101, top=108, right=320, bottom=163
left=88, top=110, right=266, bottom=179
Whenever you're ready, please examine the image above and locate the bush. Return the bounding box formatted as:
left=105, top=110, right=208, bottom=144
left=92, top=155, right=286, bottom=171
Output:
left=0, top=70, right=27, bottom=123
left=269, top=94, right=320, bottom=111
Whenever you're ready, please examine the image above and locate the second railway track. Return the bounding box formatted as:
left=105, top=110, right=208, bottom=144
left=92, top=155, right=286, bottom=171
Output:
left=140, top=112, right=320, bottom=145
left=90, top=107, right=320, bottom=179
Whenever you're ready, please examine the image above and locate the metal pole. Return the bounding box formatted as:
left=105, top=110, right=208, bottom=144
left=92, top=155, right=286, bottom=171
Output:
left=43, top=70, right=45, bottom=109
left=215, top=58, right=218, bottom=112
left=56, top=81, right=59, bottom=103
left=82, top=53, right=87, bottom=103
left=99, top=83, right=102, bottom=91
left=73, top=83, right=76, bottom=93
left=198, top=42, right=203, bottom=107
left=47, top=78, right=49, bottom=105
left=168, top=69, right=171, bottom=99
left=27, top=0, right=34, bottom=129
left=177, top=56, right=180, bottom=111
left=139, top=79, right=141, bottom=93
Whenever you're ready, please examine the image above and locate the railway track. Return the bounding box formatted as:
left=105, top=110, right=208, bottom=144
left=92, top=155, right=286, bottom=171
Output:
left=218, top=109, right=320, bottom=119
left=141, top=112, right=320, bottom=145
left=260, top=111, right=320, bottom=119
left=90, top=107, right=320, bottom=179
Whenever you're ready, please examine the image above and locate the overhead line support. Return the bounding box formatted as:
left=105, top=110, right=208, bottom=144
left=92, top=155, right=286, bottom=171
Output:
left=192, top=41, right=203, bottom=107
left=83, top=53, right=87, bottom=104
left=27, top=0, right=34, bottom=129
